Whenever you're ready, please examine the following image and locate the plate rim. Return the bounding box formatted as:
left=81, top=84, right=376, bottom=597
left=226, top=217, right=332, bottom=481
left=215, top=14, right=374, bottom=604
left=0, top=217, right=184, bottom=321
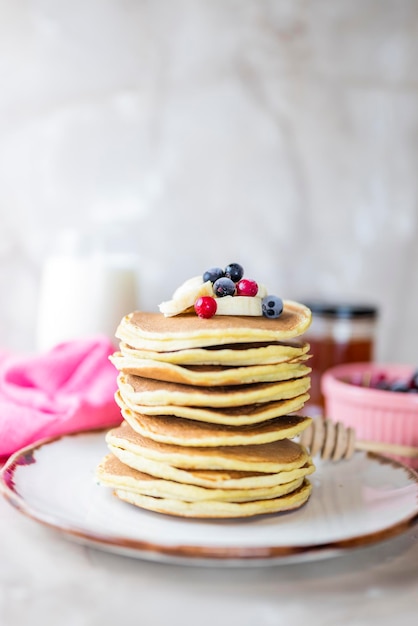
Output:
left=2, top=430, right=418, bottom=564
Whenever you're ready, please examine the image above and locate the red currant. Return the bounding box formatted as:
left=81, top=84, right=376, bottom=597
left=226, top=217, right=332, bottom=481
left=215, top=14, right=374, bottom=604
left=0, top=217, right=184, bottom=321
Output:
left=194, top=296, right=217, bottom=318
left=236, top=278, right=258, bottom=297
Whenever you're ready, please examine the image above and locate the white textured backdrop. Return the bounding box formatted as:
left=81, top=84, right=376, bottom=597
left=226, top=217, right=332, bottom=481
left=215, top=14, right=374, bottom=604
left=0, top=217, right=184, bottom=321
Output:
left=0, top=0, right=417, bottom=364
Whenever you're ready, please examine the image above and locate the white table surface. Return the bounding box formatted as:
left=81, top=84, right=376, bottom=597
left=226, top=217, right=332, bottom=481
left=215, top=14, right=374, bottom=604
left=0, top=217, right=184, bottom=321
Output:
left=1, top=482, right=418, bottom=626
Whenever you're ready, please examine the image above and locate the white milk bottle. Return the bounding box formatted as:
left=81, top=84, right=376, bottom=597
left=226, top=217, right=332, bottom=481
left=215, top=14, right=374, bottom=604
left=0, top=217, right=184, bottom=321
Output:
left=36, top=227, right=139, bottom=352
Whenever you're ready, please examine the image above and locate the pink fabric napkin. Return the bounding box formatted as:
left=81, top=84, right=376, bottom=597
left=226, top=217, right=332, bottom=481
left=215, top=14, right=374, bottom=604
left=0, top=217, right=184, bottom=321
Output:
left=0, top=337, right=121, bottom=458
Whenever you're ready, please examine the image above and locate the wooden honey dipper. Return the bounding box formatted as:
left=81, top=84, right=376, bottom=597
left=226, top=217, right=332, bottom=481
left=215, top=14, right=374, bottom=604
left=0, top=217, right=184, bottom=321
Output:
left=299, top=417, right=418, bottom=462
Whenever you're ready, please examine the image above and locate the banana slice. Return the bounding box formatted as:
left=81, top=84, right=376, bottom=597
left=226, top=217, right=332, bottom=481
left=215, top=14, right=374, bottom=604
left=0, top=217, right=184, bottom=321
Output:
left=215, top=296, right=262, bottom=316
left=257, top=283, right=268, bottom=298
left=159, top=277, right=213, bottom=317
left=172, top=275, right=203, bottom=299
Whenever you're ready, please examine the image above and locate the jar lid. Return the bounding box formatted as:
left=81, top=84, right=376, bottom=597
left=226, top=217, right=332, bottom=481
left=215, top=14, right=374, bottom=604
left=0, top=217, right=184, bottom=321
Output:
left=302, top=301, right=378, bottom=319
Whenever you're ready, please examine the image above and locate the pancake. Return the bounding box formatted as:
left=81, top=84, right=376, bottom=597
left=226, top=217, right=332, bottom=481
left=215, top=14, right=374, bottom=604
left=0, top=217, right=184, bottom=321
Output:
left=98, top=282, right=314, bottom=519
left=110, top=352, right=311, bottom=386
left=120, top=392, right=310, bottom=426
left=116, top=301, right=312, bottom=351
left=119, top=340, right=310, bottom=366
left=107, top=445, right=315, bottom=489
left=117, top=398, right=312, bottom=447
left=96, top=454, right=305, bottom=503
left=113, top=480, right=312, bottom=518
left=118, top=373, right=311, bottom=408
left=106, top=421, right=309, bottom=472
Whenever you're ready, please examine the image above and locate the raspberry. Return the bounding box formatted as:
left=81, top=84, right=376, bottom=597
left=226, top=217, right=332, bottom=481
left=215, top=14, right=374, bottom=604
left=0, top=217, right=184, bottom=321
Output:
left=236, top=278, right=258, bottom=297
left=194, top=296, right=217, bottom=318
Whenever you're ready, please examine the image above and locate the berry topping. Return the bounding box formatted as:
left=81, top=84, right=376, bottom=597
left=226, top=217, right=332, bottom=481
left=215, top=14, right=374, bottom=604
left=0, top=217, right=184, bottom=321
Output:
left=160, top=262, right=285, bottom=319
left=203, top=267, right=224, bottom=283
left=236, top=278, right=258, bottom=297
left=194, top=296, right=217, bottom=318
left=224, top=263, right=244, bottom=283
left=262, top=295, right=283, bottom=318
left=389, top=380, right=412, bottom=393
left=213, top=277, right=236, bottom=297
left=346, top=368, right=418, bottom=393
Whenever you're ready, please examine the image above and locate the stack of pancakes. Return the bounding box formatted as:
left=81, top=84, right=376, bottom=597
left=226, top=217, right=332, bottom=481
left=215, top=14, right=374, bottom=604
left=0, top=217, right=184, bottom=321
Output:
left=96, top=301, right=315, bottom=518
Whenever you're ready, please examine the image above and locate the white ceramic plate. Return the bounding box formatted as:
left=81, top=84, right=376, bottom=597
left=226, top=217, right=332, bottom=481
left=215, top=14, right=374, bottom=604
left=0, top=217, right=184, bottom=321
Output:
left=1, top=431, right=418, bottom=566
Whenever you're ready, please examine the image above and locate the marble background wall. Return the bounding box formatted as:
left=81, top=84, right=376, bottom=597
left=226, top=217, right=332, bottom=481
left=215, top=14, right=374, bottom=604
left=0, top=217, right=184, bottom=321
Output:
left=0, top=0, right=418, bottom=364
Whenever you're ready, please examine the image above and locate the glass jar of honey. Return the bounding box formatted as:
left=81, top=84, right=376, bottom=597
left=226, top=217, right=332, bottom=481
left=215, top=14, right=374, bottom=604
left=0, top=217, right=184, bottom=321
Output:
left=302, top=302, right=378, bottom=415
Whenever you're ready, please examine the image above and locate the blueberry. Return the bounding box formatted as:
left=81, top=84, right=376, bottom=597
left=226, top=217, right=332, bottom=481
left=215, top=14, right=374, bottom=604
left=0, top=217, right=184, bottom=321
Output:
left=262, top=295, right=283, bottom=318
left=389, top=380, right=410, bottom=393
left=203, top=267, right=224, bottom=283
left=224, top=263, right=244, bottom=283
left=213, top=277, right=236, bottom=297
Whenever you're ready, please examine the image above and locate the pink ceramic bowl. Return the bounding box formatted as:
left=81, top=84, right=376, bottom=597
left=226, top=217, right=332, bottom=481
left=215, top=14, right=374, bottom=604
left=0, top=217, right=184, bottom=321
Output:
left=321, top=362, right=418, bottom=468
